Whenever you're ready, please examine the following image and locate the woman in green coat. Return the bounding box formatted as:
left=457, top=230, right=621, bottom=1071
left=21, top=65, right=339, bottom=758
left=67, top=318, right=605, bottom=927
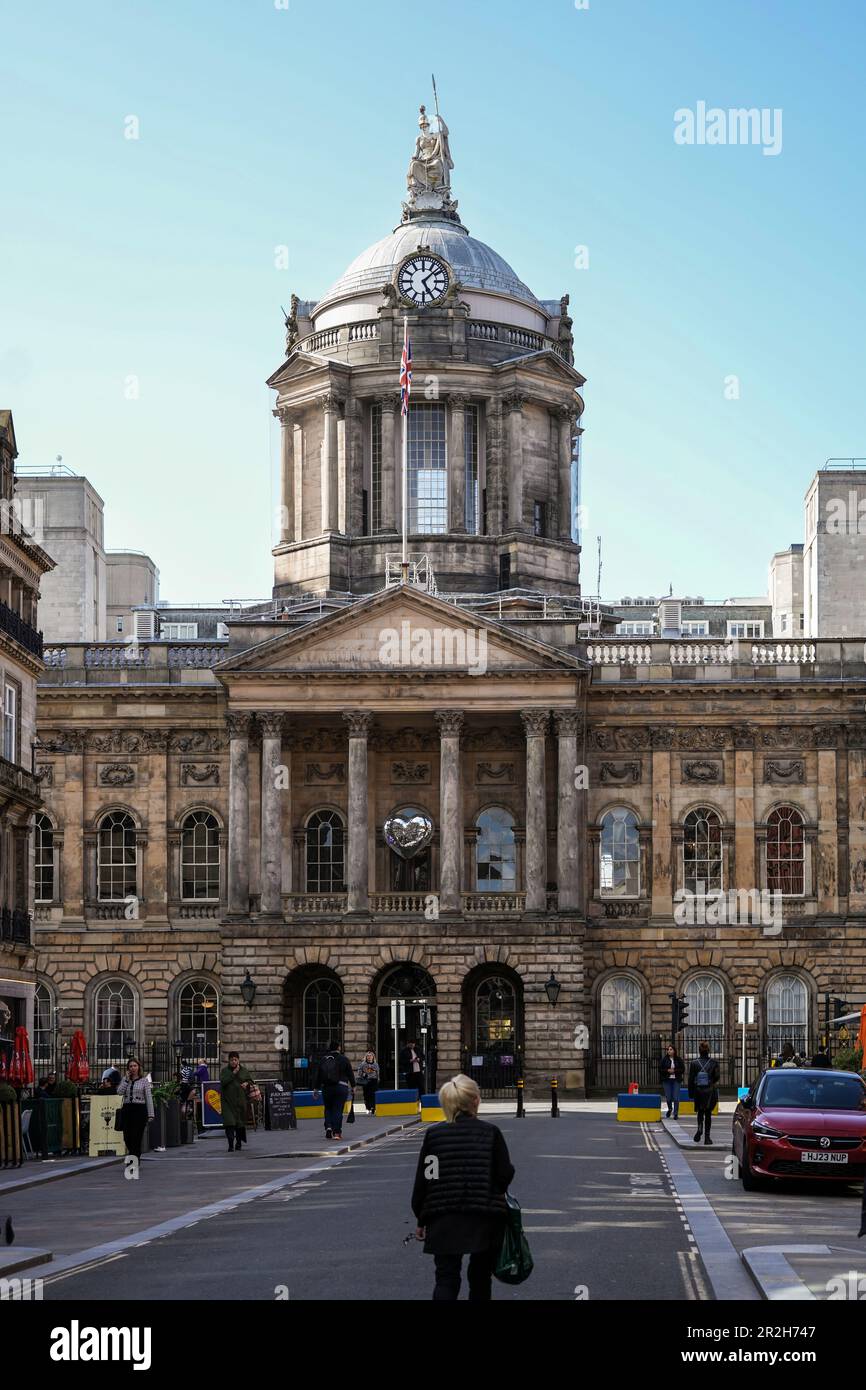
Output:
left=220, top=1051, right=255, bottom=1152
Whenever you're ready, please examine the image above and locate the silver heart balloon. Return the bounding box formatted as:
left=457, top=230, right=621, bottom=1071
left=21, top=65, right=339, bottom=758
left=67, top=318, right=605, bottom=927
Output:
left=384, top=812, right=434, bottom=859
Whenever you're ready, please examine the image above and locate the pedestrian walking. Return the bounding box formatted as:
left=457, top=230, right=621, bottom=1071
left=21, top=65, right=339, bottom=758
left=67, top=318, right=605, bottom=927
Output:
left=659, top=1043, right=684, bottom=1118
left=356, top=1050, right=380, bottom=1114
left=776, top=1041, right=802, bottom=1068
left=401, top=1039, right=425, bottom=1097
left=411, top=1073, right=515, bottom=1302
left=220, top=1051, right=256, bottom=1152
left=687, top=1040, right=720, bottom=1146
left=312, top=1041, right=354, bottom=1140
left=117, top=1058, right=154, bottom=1161
left=810, top=1045, right=832, bottom=1069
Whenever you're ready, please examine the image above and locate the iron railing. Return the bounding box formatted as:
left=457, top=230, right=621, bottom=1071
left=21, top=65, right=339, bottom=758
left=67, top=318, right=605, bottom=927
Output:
left=585, top=1033, right=830, bottom=1095
left=0, top=601, right=43, bottom=658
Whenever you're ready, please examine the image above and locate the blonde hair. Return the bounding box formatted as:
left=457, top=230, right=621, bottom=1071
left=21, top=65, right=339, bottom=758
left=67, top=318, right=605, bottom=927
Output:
left=439, top=1073, right=481, bottom=1122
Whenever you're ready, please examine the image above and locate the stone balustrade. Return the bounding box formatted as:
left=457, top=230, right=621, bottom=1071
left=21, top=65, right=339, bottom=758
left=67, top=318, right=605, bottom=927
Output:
left=586, top=637, right=849, bottom=678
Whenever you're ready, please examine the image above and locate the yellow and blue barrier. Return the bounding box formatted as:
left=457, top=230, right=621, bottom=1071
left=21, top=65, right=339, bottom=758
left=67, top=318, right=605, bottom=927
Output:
left=291, top=1089, right=353, bottom=1120
left=421, top=1093, right=445, bottom=1122
left=616, top=1092, right=662, bottom=1122
left=374, top=1088, right=421, bottom=1118
left=674, top=1087, right=719, bottom=1118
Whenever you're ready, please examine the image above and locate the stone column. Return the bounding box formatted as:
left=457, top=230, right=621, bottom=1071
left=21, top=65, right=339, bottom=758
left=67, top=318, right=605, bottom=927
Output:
left=343, top=711, right=372, bottom=913
left=554, top=711, right=580, bottom=910
left=485, top=399, right=505, bottom=535
left=732, top=727, right=756, bottom=891
left=448, top=394, right=467, bottom=533
left=277, top=410, right=295, bottom=544
left=258, top=712, right=284, bottom=919
left=227, top=711, right=252, bottom=916
left=435, top=711, right=464, bottom=913
left=817, top=728, right=842, bottom=915
left=346, top=399, right=364, bottom=536
left=521, top=710, right=549, bottom=912
left=650, top=729, right=673, bottom=916
left=320, top=393, right=341, bottom=534
left=506, top=393, right=525, bottom=532
left=556, top=406, right=575, bottom=541
left=379, top=396, right=398, bottom=532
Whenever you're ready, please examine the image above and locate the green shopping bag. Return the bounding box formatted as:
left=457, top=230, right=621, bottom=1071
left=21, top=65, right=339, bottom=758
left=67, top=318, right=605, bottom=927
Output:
left=494, top=1192, right=534, bottom=1285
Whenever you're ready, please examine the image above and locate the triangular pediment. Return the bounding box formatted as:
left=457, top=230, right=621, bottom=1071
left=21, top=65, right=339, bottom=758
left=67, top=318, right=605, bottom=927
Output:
left=217, top=585, right=584, bottom=678
left=266, top=353, right=350, bottom=391
left=493, top=349, right=586, bottom=388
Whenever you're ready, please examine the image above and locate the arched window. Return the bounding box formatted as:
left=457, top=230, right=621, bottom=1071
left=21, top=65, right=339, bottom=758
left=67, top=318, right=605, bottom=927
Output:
left=408, top=402, right=447, bottom=533
left=767, top=806, right=805, bottom=895
left=767, top=974, right=808, bottom=1053
left=476, top=808, right=516, bottom=893
left=305, top=811, right=345, bottom=893
left=683, top=808, right=722, bottom=894
left=34, top=981, right=54, bottom=1070
left=600, top=975, right=641, bottom=1054
left=303, top=977, right=343, bottom=1057
left=35, top=813, right=55, bottom=902
left=181, top=811, right=220, bottom=900
left=94, top=979, right=136, bottom=1058
left=599, top=808, right=640, bottom=896
left=177, top=978, right=219, bottom=1058
left=475, top=975, right=516, bottom=1052
left=97, top=811, right=137, bottom=901
left=683, top=974, right=725, bottom=1053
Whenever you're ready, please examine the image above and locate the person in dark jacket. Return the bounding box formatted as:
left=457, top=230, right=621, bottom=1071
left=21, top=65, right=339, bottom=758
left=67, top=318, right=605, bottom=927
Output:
left=312, top=1042, right=354, bottom=1141
left=411, top=1073, right=515, bottom=1302
left=659, top=1044, right=685, bottom=1118
left=400, top=1040, right=425, bottom=1097
left=810, top=1046, right=832, bottom=1069
left=687, top=1040, right=720, bottom=1145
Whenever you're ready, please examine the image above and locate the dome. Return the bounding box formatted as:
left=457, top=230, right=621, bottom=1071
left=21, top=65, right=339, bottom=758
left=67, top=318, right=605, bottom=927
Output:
left=314, top=217, right=544, bottom=316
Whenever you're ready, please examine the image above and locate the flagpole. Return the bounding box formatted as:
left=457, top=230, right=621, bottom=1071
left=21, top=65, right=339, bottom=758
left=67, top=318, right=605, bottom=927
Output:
left=401, top=314, right=409, bottom=585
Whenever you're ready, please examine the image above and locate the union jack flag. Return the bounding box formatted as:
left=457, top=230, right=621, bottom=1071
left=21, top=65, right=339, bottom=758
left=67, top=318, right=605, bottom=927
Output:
left=400, top=323, right=412, bottom=417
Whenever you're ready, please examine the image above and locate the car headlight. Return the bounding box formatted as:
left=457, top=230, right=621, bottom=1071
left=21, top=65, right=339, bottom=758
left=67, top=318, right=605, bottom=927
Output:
left=752, top=1120, right=784, bottom=1139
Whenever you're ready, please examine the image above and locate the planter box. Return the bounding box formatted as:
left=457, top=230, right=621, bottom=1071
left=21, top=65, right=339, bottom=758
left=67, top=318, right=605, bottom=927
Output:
left=148, top=1099, right=182, bottom=1149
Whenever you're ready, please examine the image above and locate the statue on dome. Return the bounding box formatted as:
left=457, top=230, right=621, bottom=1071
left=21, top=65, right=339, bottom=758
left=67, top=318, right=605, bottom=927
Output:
left=407, top=104, right=453, bottom=197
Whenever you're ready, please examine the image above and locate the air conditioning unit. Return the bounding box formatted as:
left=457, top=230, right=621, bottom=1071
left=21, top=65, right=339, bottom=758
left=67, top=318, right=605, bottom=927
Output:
left=133, top=609, right=159, bottom=641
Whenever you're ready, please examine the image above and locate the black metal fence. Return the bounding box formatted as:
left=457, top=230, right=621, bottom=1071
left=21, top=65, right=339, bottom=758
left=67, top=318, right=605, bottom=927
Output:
left=461, top=1049, right=523, bottom=1098
left=585, top=1033, right=829, bottom=1095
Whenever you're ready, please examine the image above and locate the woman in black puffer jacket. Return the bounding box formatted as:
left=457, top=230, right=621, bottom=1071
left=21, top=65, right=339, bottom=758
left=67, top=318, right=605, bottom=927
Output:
left=411, top=1073, right=515, bottom=1301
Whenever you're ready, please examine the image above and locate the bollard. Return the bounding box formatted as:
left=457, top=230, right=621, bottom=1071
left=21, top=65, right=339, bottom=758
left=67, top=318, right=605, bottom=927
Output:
left=515, top=1077, right=525, bottom=1119
left=550, top=1077, right=560, bottom=1118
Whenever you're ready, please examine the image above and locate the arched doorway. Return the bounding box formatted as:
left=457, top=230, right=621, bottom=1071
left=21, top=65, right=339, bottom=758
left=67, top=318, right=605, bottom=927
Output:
left=461, top=965, right=524, bottom=1095
left=283, top=966, right=344, bottom=1088
left=375, top=963, right=437, bottom=1092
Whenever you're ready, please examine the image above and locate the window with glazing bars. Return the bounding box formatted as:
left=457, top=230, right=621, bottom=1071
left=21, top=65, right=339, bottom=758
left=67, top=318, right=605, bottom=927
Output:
left=409, top=403, right=447, bottom=533
left=370, top=403, right=382, bottom=534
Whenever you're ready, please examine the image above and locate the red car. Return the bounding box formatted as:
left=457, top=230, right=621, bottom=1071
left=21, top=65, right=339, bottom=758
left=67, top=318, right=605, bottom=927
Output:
left=733, top=1068, right=866, bottom=1190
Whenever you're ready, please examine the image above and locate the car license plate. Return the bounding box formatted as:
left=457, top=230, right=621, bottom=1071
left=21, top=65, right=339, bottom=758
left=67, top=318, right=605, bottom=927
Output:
left=803, top=1151, right=848, bottom=1164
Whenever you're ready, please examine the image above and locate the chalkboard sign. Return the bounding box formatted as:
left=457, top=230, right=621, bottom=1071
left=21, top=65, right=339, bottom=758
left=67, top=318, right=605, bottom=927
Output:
left=268, top=1084, right=296, bottom=1130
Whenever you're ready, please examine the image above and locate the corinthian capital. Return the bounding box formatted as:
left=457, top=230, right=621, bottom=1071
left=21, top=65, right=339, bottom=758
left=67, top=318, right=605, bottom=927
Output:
left=434, top=710, right=465, bottom=738
left=343, top=710, right=374, bottom=739
left=226, top=711, right=253, bottom=739
left=257, top=711, right=285, bottom=739
left=521, top=709, right=550, bottom=738
left=319, top=392, right=344, bottom=415
left=553, top=710, right=582, bottom=737
left=504, top=392, right=525, bottom=413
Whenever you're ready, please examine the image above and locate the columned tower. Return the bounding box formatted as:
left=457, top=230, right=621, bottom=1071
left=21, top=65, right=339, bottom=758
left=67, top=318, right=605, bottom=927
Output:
left=268, top=101, right=585, bottom=599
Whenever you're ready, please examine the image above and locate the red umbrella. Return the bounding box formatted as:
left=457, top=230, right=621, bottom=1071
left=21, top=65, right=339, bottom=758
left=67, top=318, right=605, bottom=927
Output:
left=67, top=1029, right=90, bottom=1084
left=9, top=1027, right=34, bottom=1086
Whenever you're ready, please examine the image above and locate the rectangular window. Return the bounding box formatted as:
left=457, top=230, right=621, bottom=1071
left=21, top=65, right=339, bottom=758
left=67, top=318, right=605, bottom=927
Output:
left=727, top=620, right=765, bottom=638
left=161, top=623, right=199, bottom=640
left=465, top=404, right=479, bottom=534
left=408, top=403, right=447, bottom=533
left=116, top=617, right=124, bottom=633
left=370, top=403, right=382, bottom=534
left=533, top=500, right=546, bottom=538
left=680, top=621, right=709, bottom=636
left=498, top=553, right=511, bottom=590
left=616, top=621, right=655, bottom=636
left=3, top=682, right=17, bottom=763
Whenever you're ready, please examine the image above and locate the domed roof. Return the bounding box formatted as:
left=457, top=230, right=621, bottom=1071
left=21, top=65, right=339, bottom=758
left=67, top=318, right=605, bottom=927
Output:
left=314, top=218, right=544, bottom=315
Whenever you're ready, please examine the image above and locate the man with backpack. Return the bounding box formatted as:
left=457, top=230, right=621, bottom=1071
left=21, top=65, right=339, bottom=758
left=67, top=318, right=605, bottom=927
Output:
left=312, top=1042, right=355, bottom=1141
left=687, top=1039, right=720, bottom=1146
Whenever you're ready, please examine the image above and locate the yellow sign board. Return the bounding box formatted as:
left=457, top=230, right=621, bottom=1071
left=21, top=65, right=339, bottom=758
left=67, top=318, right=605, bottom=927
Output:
left=83, top=1094, right=125, bottom=1156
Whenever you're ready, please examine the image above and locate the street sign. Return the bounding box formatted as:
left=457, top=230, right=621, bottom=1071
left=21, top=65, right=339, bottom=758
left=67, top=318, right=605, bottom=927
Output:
left=390, top=999, right=406, bottom=1029
left=737, top=996, right=755, bottom=1025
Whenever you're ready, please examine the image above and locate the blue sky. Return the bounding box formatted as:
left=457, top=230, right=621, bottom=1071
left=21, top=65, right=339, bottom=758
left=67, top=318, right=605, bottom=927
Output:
left=1, top=0, right=864, bottom=604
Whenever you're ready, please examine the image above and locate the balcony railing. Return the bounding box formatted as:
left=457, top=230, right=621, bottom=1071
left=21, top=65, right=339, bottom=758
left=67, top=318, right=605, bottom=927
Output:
left=282, top=892, right=348, bottom=915
left=369, top=892, right=428, bottom=914
left=585, top=637, right=844, bottom=678
left=0, top=602, right=43, bottom=659
left=462, top=892, right=526, bottom=914
left=0, top=753, right=39, bottom=801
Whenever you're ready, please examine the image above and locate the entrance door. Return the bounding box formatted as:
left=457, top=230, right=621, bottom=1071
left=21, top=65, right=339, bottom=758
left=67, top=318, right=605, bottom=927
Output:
left=376, top=964, right=437, bottom=1093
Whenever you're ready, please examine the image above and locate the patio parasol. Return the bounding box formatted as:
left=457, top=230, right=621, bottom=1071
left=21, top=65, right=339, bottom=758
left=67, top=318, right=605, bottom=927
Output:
left=67, top=1029, right=90, bottom=1084
left=8, top=1027, right=33, bottom=1086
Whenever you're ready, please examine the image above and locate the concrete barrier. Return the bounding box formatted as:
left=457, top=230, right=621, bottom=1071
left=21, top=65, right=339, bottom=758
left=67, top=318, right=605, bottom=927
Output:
left=420, top=1093, right=445, bottom=1122
left=617, top=1092, right=662, bottom=1122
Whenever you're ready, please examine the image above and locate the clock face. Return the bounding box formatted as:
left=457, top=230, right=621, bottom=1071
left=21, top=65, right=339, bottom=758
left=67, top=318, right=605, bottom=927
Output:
left=396, top=255, right=450, bottom=306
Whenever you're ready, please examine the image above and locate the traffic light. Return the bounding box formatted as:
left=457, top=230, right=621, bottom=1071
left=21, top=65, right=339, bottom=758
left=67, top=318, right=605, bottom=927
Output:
left=670, top=992, right=689, bottom=1035
left=832, top=997, right=849, bottom=1021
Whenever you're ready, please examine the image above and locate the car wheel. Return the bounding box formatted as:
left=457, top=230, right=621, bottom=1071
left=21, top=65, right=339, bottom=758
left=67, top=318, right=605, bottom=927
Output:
left=740, top=1145, right=762, bottom=1192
